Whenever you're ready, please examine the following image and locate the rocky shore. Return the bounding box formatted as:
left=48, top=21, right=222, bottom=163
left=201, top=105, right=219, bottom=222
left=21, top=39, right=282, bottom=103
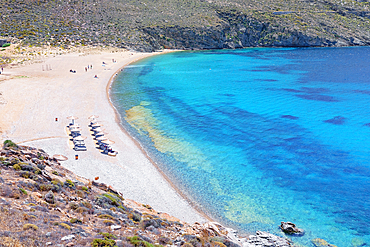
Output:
left=0, top=141, right=295, bottom=247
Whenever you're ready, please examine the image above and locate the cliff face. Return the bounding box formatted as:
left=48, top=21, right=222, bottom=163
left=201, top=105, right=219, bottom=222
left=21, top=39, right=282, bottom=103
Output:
left=133, top=11, right=369, bottom=52
left=0, top=0, right=370, bottom=51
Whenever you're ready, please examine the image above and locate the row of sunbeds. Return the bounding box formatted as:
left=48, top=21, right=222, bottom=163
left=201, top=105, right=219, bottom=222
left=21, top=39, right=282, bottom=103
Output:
left=67, top=118, right=87, bottom=151
left=88, top=116, right=118, bottom=156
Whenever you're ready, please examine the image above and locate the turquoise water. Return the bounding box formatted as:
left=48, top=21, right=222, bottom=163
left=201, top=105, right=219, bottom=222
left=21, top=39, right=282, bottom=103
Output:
left=111, top=47, right=370, bottom=247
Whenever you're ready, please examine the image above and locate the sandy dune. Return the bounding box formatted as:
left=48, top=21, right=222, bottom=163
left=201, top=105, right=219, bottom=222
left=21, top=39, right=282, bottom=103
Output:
left=0, top=49, right=207, bottom=223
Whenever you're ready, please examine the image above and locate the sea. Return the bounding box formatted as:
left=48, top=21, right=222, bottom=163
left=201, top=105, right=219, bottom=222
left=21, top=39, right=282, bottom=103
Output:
left=110, top=47, right=370, bottom=247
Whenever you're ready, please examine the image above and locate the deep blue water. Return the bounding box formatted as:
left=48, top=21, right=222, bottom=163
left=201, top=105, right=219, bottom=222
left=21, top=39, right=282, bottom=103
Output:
left=111, top=47, right=370, bottom=247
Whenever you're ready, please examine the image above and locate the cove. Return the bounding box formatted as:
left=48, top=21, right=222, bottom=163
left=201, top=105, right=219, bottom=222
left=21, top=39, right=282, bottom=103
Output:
left=110, top=47, right=370, bottom=247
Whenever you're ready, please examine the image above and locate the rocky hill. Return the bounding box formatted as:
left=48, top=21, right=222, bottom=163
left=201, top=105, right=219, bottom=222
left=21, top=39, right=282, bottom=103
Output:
left=0, top=0, right=369, bottom=51
left=0, top=140, right=295, bottom=247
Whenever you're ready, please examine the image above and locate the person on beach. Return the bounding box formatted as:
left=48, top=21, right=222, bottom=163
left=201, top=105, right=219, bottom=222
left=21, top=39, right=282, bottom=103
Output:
left=85, top=67, right=87, bottom=72
left=94, top=75, right=98, bottom=78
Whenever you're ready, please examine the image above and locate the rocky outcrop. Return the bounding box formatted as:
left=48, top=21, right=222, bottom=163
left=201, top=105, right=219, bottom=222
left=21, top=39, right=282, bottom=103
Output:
left=138, top=21, right=326, bottom=51
left=242, top=231, right=292, bottom=247
left=131, top=9, right=370, bottom=52
left=0, top=140, right=296, bottom=247
left=280, top=222, right=305, bottom=236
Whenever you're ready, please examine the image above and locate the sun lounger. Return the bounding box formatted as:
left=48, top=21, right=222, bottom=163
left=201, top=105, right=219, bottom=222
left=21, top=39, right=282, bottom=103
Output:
left=73, top=139, right=87, bottom=151
left=71, top=131, right=81, bottom=138
left=74, top=145, right=87, bottom=151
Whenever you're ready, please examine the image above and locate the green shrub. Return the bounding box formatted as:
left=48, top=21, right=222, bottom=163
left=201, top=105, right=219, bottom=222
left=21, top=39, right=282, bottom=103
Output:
left=70, top=218, right=82, bottom=224
left=91, top=239, right=116, bottom=247
left=19, top=188, right=28, bottom=195
left=4, top=140, right=17, bottom=147
left=91, top=232, right=117, bottom=247
left=23, top=224, right=38, bottom=231
left=39, top=183, right=53, bottom=191
left=59, top=223, right=71, bottom=230
left=13, top=164, right=21, bottom=170
left=128, top=236, right=160, bottom=247
left=2, top=43, right=11, bottom=48
left=51, top=178, right=62, bottom=186
left=65, top=179, right=75, bottom=187
left=98, top=214, right=115, bottom=220
left=100, top=233, right=117, bottom=239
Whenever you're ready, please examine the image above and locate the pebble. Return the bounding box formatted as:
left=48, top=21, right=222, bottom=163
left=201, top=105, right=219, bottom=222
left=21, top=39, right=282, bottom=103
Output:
left=61, top=235, right=75, bottom=241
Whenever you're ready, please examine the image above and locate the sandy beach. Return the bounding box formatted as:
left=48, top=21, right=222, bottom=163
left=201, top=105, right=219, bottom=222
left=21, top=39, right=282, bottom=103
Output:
left=0, top=48, right=207, bottom=224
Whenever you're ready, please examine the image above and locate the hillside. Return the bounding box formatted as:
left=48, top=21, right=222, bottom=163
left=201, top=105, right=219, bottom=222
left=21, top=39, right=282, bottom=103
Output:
left=0, top=141, right=296, bottom=246
left=0, top=0, right=369, bottom=51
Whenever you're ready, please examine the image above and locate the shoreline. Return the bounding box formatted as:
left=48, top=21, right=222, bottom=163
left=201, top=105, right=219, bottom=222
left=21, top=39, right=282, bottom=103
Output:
left=0, top=48, right=208, bottom=224
left=105, top=50, right=214, bottom=222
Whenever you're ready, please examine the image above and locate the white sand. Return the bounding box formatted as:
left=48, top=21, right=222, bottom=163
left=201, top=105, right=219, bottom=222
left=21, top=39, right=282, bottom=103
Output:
left=0, top=49, right=208, bottom=223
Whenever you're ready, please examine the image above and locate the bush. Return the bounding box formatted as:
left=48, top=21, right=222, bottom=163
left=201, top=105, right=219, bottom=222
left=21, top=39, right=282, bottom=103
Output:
left=91, top=232, right=117, bottom=247
left=2, top=43, right=10, bottom=48
left=13, top=164, right=21, bottom=170
left=65, top=179, right=75, bottom=188
left=19, top=188, right=28, bottom=195
left=98, top=214, right=115, bottom=220
left=3, top=140, right=17, bottom=148
left=23, top=224, right=38, bottom=231
left=70, top=218, right=82, bottom=224
left=128, top=236, right=159, bottom=247
left=91, top=238, right=116, bottom=247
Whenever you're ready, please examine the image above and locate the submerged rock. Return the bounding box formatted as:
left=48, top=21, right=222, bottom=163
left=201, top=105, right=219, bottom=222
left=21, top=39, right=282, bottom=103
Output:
left=312, top=238, right=337, bottom=247
left=280, top=222, right=305, bottom=236
left=243, top=231, right=291, bottom=247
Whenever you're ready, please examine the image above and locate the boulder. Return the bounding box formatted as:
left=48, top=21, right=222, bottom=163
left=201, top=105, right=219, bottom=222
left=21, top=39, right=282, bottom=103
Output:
left=44, top=191, right=55, bottom=204
left=280, top=222, right=304, bottom=236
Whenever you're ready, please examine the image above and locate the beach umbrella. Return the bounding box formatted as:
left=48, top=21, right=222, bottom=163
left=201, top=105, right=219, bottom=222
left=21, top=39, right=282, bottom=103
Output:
left=90, top=119, right=98, bottom=124
left=74, top=136, right=86, bottom=141
left=52, top=154, right=68, bottom=161
left=88, top=115, right=99, bottom=120
left=96, top=136, right=108, bottom=141
left=102, top=139, right=115, bottom=144
left=67, top=116, right=78, bottom=125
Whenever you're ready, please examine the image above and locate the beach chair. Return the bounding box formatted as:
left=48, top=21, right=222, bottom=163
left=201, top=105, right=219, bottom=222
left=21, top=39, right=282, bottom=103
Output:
left=74, top=145, right=87, bottom=151
left=70, top=130, right=81, bottom=138
left=73, top=139, right=87, bottom=151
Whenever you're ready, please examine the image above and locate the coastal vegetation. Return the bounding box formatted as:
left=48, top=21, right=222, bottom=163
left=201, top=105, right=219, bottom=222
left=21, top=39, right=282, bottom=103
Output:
left=3, top=141, right=294, bottom=246
left=0, top=0, right=369, bottom=52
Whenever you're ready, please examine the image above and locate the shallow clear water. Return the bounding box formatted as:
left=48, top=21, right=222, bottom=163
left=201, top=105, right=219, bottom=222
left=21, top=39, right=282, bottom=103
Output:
left=111, top=47, right=370, bottom=247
